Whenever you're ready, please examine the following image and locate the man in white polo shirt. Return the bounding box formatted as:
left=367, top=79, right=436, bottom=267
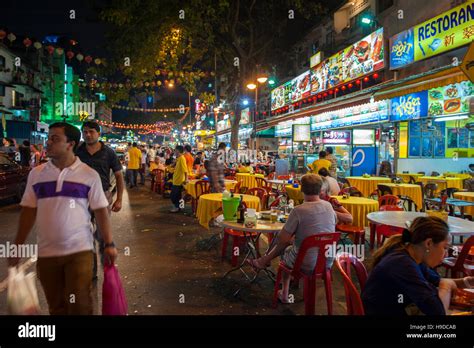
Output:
left=9, top=122, right=118, bottom=315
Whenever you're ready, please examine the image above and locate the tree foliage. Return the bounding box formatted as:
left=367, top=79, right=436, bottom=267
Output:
left=98, top=0, right=326, bottom=148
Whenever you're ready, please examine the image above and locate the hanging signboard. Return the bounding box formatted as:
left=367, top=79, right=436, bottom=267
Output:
left=292, top=124, right=311, bottom=142
left=271, top=28, right=384, bottom=111
left=390, top=91, right=429, bottom=122
left=390, top=1, right=474, bottom=70
left=322, top=130, right=352, bottom=144
left=241, top=107, right=250, bottom=125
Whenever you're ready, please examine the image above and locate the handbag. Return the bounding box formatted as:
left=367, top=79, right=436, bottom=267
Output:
left=102, top=264, right=128, bottom=315
left=7, top=267, right=40, bottom=315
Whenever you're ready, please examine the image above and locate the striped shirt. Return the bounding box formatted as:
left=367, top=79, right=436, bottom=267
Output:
left=20, top=157, right=109, bottom=257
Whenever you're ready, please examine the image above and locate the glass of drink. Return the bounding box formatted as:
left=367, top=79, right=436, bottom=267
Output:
left=270, top=207, right=279, bottom=223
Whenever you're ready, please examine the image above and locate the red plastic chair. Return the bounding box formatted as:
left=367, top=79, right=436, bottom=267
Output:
left=336, top=224, right=366, bottom=246
left=231, top=181, right=241, bottom=194
left=272, top=232, right=341, bottom=315
left=226, top=176, right=236, bottom=181
left=439, top=236, right=474, bottom=278
left=335, top=252, right=367, bottom=315
left=247, top=187, right=268, bottom=210
left=192, top=180, right=210, bottom=215
left=378, top=194, right=399, bottom=207
left=376, top=205, right=404, bottom=247
left=267, top=172, right=275, bottom=180
left=255, top=177, right=277, bottom=208
left=151, top=169, right=165, bottom=194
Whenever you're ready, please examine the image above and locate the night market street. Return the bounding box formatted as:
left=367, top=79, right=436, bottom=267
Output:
left=0, top=180, right=348, bottom=315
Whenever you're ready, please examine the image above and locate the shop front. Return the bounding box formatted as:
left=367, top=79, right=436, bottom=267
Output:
left=310, top=100, right=391, bottom=176
left=394, top=80, right=474, bottom=174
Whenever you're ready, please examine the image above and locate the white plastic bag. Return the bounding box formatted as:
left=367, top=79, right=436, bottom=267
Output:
left=7, top=267, right=40, bottom=315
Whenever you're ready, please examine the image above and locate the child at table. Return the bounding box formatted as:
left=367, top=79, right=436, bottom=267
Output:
left=362, top=216, right=474, bottom=315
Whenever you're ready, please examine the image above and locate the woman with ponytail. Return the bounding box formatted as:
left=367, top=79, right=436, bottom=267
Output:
left=362, top=216, right=474, bottom=315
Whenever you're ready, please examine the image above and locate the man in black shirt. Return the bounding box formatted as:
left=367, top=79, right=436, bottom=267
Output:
left=76, top=121, right=124, bottom=279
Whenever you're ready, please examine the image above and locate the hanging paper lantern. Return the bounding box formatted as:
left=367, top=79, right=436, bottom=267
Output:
left=56, top=47, right=64, bottom=55
left=33, top=41, right=42, bottom=49
left=118, top=83, right=123, bottom=88
left=69, top=39, right=77, bottom=46
left=151, top=81, right=156, bottom=87
left=23, top=38, right=32, bottom=48
left=155, top=70, right=161, bottom=76
left=94, top=58, right=101, bottom=65
left=0, top=30, right=6, bottom=40
left=157, top=81, right=162, bottom=86
left=84, top=55, right=93, bottom=64
left=145, top=82, right=150, bottom=87
left=66, top=50, right=74, bottom=60
left=7, top=33, right=16, bottom=43
left=76, top=53, right=84, bottom=61
left=46, top=45, right=55, bottom=55
left=95, top=83, right=101, bottom=88
left=132, top=83, right=137, bottom=88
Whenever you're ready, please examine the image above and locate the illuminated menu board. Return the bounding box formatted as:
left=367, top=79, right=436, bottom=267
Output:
left=271, top=28, right=385, bottom=111
left=311, top=101, right=389, bottom=131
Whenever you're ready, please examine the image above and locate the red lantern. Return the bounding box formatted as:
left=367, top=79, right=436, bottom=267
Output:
left=0, top=30, right=6, bottom=40
left=66, top=50, right=74, bottom=60
left=335, top=88, right=339, bottom=92
left=341, top=85, right=346, bottom=90
left=363, top=76, right=369, bottom=82
left=356, top=80, right=361, bottom=85
left=318, top=94, right=322, bottom=98
left=46, top=45, right=55, bottom=55
left=23, top=38, right=32, bottom=48
left=323, top=92, right=328, bottom=97
left=85, top=55, right=93, bottom=64
left=373, top=73, right=379, bottom=79
left=329, top=90, right=333, bottom=95
left=348, top=83, right=353, bottom=88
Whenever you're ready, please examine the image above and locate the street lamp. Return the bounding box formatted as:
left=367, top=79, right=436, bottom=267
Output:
left=246, top=75, right=267, bottom=154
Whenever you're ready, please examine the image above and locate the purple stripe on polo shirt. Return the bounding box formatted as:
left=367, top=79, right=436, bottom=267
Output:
left=33, top=181, right=90, bottom=199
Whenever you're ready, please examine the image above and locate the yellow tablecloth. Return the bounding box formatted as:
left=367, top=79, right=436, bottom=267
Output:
left=453, top=192, right=474, bottom=216
left=285, top=185, right=304, bottom=204
left=346, top=177, right=391, bottom=197
left=443, top=172, right=472, bottom=180
left=379, top=183, right=423, bottom=210
left=397, top=173, right=424, bottom=183
left=184, top=179, right=237, bottom=199
left=236, top=173, right=265, bottom=189
left=332, top=196, right=379, bottom=228
left=196, top=193, right=261, bottom=229
left=417, top=176, right=464, bottom=191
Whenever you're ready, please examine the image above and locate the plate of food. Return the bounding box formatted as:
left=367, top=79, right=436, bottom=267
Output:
left=451, top=288, right=474, bottom=309
left=428, top=101, right=443, bottom=116
left=429, top=89, right=443, bottom=100
left=444, top=84, right=459, bottom=98
left=444, top=99, right=461, bottom=113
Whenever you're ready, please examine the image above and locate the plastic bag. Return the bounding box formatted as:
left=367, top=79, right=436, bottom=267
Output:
left=102, top=264, right=128, bottom=315
left=7, top=267, right=40, bottom=315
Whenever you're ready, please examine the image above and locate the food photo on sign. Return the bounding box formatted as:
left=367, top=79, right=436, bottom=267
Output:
left=428, top=81, right=474, bottom=116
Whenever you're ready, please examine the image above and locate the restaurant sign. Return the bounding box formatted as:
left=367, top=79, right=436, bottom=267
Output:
left=271, top=28, right=384, bottom=111
left=311, top=101, right=389, bottom=131
left=390, top=91, right=428, bottom=122
left=390, top=1, right=474, bottom=69
left=322, top=130, right=351, bottom=144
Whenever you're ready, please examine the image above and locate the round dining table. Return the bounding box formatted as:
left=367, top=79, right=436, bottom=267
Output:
left=332, top=195, right=379, bottom=228
left=196, top=193, right=260, bottom=229
left=367, top=211, right=474, bottom=249
left=397, top=173, right=424, bottom=183
left=417, top=176, right=464, bottom=191
left=346, top=176, right=391, bottom=197
left=453, top=191, right=474, bottom=216
left=184, top=179, right=237, bottom=199
left=378, top=183, right=423, bottom=209
left=236, top=173, right=265, bottom=189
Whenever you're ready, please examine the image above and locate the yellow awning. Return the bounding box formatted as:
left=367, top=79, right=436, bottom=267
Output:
left=374, top=66, right=468, bottom=101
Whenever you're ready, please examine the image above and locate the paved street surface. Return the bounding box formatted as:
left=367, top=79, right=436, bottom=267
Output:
left=0, top=180, right=350, bottom=315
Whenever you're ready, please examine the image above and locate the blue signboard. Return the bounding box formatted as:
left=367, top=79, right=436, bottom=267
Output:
left=389, top=28, right=415, bottom=70
left=390, top=91, right=428, bottom=122
left=351, top=147, right=377, bottom=176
